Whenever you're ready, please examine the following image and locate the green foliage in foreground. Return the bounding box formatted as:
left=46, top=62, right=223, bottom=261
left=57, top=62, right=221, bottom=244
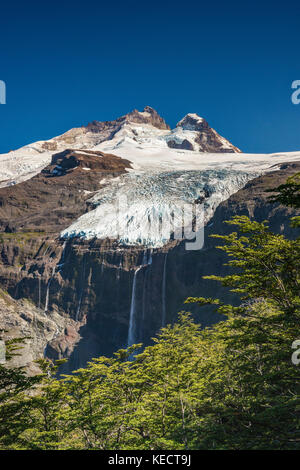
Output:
left=0, top=176, right=299, bottom=450
left=267, top=172, right=300, bottom=209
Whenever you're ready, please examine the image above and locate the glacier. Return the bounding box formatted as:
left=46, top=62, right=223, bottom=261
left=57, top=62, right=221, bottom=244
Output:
left=61, top=168, right=260, bottom=247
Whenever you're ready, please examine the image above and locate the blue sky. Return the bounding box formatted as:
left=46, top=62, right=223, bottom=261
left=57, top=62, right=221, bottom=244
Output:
left=0, top=0, right=300, bottom=153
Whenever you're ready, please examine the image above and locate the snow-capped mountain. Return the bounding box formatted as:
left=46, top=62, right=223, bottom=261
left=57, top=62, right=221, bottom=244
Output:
left=42, top=106, right=240, bottom=154
left=0, top=107, right=240, bottom=187
left=3, top=105, right=300, bottom=190
left=55, top=107, right=240, bottom=153
left=2, top=106, right=300, bottom=248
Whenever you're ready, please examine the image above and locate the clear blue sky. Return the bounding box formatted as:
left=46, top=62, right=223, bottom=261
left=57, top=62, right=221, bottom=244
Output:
left=0, top=0, right=300, bottom=154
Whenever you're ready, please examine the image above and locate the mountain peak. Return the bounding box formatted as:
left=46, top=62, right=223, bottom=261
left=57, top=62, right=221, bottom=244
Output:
left=142, top=105, right=156, bottom=114
left=85, top=106, right=170, bottom=134
left=165, top=112, right=241, bottom=153
left=125, top=106, right=170, bottom=130
left=176, top=113, right=208, bottom=131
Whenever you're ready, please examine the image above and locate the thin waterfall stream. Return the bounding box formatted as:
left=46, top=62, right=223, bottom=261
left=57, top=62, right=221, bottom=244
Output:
left=127, top=251, right=153, bottom=348
left=44, top=266, right=56, bottom=313
left=161, top=252, right=168, bottom=327
left=75, top=255, right=86, bottom=322
left=127, top=265, right=143, bottom=348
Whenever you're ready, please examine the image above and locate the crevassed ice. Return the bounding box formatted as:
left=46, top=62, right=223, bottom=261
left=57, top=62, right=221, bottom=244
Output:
left=61, top=169, right=260, bottom=247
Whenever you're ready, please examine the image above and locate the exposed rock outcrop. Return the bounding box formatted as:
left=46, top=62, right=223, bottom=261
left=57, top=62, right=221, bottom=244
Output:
left=167, top=138, right=194, bottom=150
left=0, top=289, right=81, bottom=375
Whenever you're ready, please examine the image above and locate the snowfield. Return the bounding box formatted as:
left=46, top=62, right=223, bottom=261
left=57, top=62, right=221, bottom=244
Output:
left=0, top=144, right=53, bottom=187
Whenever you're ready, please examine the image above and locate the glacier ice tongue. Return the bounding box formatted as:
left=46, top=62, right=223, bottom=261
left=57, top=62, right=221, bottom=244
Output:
left=61, top=168, right=260, bottom=247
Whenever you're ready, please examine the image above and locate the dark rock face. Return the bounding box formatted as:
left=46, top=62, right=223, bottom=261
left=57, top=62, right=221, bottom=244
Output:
left=167, top=139, right=194, bottom=150
left=194, top=132, right=236, bottom=153
left=0, top=162, right=299, bottom=374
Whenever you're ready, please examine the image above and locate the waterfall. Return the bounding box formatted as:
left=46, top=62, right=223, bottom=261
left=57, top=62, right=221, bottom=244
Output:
left=140, top=249, right=153, bottom=340
left=75, top=294, right=83, bottom=322
left=61, top=241, right=67, bottom=261
left=44, top=288, right=49, bottom=313
left=44, top=283, right=50, bottom=312
left=127, top=266, right=142, bottom=348
left=75, top=255, right=86, bottom=322
left=141, top=265, right=149, bottom=341
left=147, top=248, right=153, bottom=265
left=38, top=276, right=41, bottom=309
left=44, top=266, right=55, bottom=313
left=128, top=250, right=154, bottom=348
left=116, top=259, right=122, bottom=280
left=161, top=252, right=168, bottom=327
left=57, top=241, right=67, bottom=272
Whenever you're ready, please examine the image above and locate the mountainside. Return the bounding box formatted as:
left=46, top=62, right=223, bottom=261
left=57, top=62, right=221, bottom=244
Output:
left=1, top=107, right=300, bottom=374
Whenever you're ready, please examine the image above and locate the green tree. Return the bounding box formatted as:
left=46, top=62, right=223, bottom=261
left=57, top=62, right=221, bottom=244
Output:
left=0, top=337, right=41, bottom=448
left=17, top=358, right=68, bottom=449
left=186, top=214, right=300, bottom=449
left=267, top=172, right=300, bottom=209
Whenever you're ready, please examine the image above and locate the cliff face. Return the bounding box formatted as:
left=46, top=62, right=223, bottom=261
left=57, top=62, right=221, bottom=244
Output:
left=0, top=162, right=299, bottom=374
left=0, top=289, right=80, bottom=375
